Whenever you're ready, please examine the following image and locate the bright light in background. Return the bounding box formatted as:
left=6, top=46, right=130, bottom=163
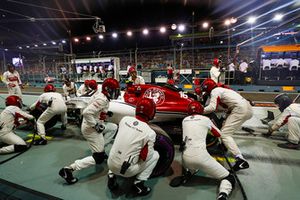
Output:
left=61, top=40, right=66, bottom=44
left=74, top=38, right=79, bottom=42
left=112, top=33, right=118, bottom=38
left=127, top=31, right=132, bottom=36
left=160, top=26, right=166, bottom=33
left=202, top=22, right=209, bottom=28
left=247, top=16, right=256, bottom=24
left=18, top=46, right=22, bottom=49
left=34, top=44, right=38, bottom=47
left=230, top=17, right=237, bottom=24
left=171, top=24, right=177, bottom=30
left=4, top=49, right=8, bottom=51
left=143, top=28, right=149, bottom=35
left=220, top=41, right=223, bottom=44
left=98, top=34, right=104, bottom=39
left=86, top=36, right=91, bottom=41
left=224, top=19, right=231, bottom=26
left=178, top=24, right=185, bottom=32
left=43, top=43, right=47, bottom=46
left=232, top=28, right=236, bottom=31
left=181, top=43, right=184, bottom=47
left=274, top=13, right=283, bottom=21
left=51, top=41, right=56, bottom=45
left=26, top=46, right=30, bottom=48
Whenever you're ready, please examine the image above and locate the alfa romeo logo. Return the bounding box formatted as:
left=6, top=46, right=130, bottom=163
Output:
left=143, top=88, right=165, bottom=105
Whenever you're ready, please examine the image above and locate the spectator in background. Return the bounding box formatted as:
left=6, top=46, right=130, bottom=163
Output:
left=99, top=65, right=106, bottom=79
left=166, top=64, right=174, bottom=80
left=2, top=63, right=23, bottom=97
left=107, top=64, right=114, bottom=78
left=228, top=61, right=236, bottom=84
left=60, top=65, right=67, bottom=80
left=238, top=59, right=248, bottom=85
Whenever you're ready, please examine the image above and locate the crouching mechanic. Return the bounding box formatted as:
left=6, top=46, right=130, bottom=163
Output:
left=59, top=78, right=120, bottom=184
left=107, top=98, right=159, bottom=196
left=201, top=78, right=252, bottom=171
left=29, top=84, right=68, bottom=145
left=181, top=101, right=235, bottom=200
left=264, top=93, right=300, bottom=150
left=0, top=96, right=35, bottom=154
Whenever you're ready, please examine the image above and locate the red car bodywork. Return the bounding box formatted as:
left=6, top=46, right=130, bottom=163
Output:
left=124, top=84, right=194, bottom=115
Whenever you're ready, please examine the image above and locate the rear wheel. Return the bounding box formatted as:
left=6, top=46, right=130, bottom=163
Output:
left=149, top=124, right=175, bottom=178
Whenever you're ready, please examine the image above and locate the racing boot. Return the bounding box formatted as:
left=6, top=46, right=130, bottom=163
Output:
left=217, top=192, right=228, bottom=200
left=233, top=157, right=249, bottom=171
left=277, top=142, right=299, bottom=150
left=61, top=124, right=67, bottom=130
left=132, top=180, right=151, bottom=196
left=107, top=173, right=118, bottom=190
left=33, top=138, right=47, bottom=145
left=59, top=167, right=78, bottom=184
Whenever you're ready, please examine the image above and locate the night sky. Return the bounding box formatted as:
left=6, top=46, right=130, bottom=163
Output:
left=0, top=0, right=298, bottom=52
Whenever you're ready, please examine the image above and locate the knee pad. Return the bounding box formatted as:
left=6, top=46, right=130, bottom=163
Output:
left=92, top=152, right=107, bottom=164
left=223, top=173, right=235, bottom=188
left=14, top=144, right=28, bottom=152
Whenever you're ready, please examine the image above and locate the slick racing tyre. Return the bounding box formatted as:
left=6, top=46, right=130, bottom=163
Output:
left=149, top=124, right=175, bottom=178
left=206, top=133, right=218, bottom=147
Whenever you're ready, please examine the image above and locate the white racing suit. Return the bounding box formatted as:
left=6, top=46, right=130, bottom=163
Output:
left=76, top=84, right=89, bottom=97
left=0, top=106, right=34, bottom=154
left=66, top=92, right=118, bottom=171
left=128, top=76, right=145, bottom=85
left=2, top=70, right=22, bottom=97
left=30, top=92, right=67, bottom=139
left=182, top=114, right=234, bottom=197
left=210, top=66, right=225, bottom=84
left=63, top=82, right=77, bottom=98
left=108, top=116, right=159, bottom=181
left=271, top=103, right=300, bottom=144
left=204, top=87, right=253, bottom=157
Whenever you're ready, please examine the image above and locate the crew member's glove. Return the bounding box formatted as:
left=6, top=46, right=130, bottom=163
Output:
left=95, top=123, right=105, bottom=133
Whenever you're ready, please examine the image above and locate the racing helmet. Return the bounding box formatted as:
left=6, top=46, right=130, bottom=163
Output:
left=213, top=58, right=220, bottom=67
left=194, top=87, right=202, bottom=95
left=274, top=93, right=292, bottom=112
left=6, top=95, right=22, bottom=108
left=187, top=101, right=204, bottom=115
left=88, top=80, right=98, bottom=90
left=84, top=79, right=90, bottom=86
left=201, top=78, right=217, bottom=94
left=44, top=84, right=56, bottom=92
left=128, top=66, right=136, bottom=74
left=102, top=78, right=120, bottom=100
left=136, top=98, right=156, bottom=122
